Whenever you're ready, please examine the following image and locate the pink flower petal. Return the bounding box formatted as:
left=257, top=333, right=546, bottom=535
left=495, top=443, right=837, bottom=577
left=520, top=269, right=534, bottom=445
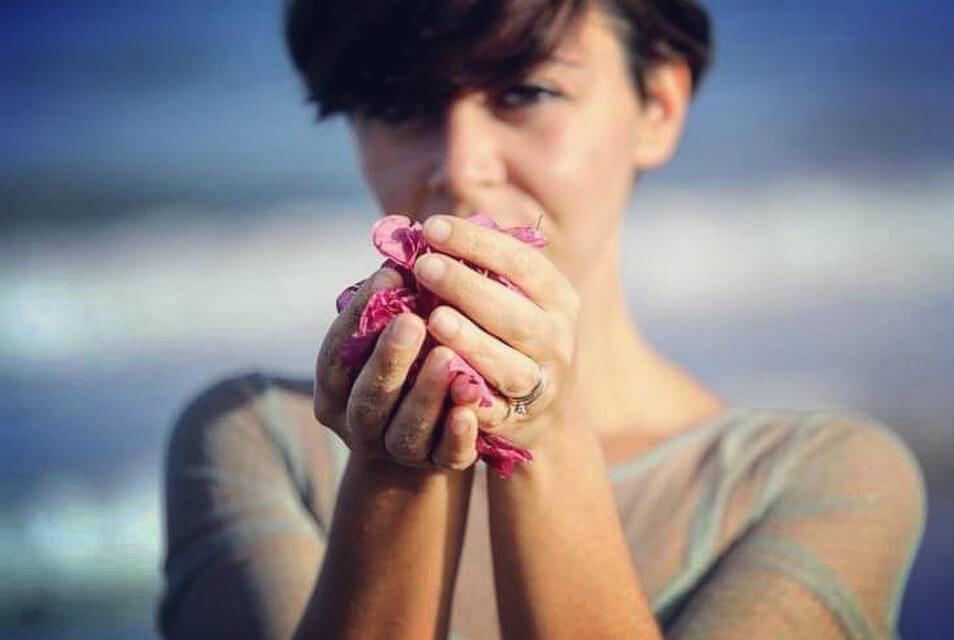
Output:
left=357, top=287, right=417, bottom=336
left=337, top=212, right=552, bottom=478
left=340, top=333, right=378, bottom=368
left=466, top=212, right=500, bottom=230
left=380, top=259, right=415, bottom=287
left=446, top=354, right=494, bottom=408
left=339, top=286, right=417, bottom=367
left=372, top=215, right=427, bottom=269
left=476, top=432, right=534, bottom=479
left=506, top=226, right=548, bottom=248
left=335, top=279, right=366, bottom=312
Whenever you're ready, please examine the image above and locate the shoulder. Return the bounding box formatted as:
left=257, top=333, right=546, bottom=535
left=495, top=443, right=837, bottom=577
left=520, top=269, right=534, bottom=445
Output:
left=171, top=370, right=312, bottom=429
left=652, top=407, right=927, bottom=577
left=165, top=370, right=317, bottom=476
left=650, top=408, right=926, bottom=630
left=712, top=407, right=925, bottom=518
left=737, top=408, right=924, bottom=498
left=774, top=409, right=926, bottom=531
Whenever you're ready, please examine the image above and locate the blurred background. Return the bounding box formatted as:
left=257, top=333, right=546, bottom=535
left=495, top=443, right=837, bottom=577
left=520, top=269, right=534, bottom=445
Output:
left=1, top=0, right=951, bottom=638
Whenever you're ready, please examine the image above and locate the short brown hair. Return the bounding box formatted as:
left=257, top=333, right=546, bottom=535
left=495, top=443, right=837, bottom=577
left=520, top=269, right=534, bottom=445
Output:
left=284, top=0, right=713, bottom=123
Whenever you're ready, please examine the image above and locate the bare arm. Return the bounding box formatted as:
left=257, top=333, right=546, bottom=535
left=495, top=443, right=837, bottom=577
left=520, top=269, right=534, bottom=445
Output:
left=295, top=266, right=484, bottom=639
left=405, top=215, right=661, bottom=639
left=487, top=419, right=659, bottom=639
left=294, top=458, right=475, bottom=640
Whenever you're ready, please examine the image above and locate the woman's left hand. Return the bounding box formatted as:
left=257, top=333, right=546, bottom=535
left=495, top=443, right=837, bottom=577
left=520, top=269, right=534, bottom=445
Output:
left=411, top=214, right=584, bottom=450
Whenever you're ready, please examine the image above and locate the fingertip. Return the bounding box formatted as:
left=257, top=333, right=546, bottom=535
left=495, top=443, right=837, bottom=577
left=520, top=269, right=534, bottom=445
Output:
left=372, top=266, right=404, bottom=290
left=450, top=376, right=481, bottom=406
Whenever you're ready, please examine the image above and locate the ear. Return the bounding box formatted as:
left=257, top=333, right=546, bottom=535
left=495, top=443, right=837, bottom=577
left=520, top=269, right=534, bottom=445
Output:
left=631, top=59, right=692, bottom=171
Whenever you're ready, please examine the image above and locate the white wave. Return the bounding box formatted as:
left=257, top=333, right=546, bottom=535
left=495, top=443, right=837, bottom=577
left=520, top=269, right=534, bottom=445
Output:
left=1, top=173, right=951, bottom=365
left=1, top=465, right=160, bottom=594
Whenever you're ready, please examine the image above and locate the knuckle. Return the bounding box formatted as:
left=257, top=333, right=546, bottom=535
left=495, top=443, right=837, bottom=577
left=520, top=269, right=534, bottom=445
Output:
left=385, top=424, right=429, bottom=462
left=316, top=342, right=340, bottom=382
left=554, top=339, right=575, bottom=368
left=372, top=338, right=415, bottom=379
left=403, top=384, right=437, bottom=416
left=440, top=454, right=473, bottom=471
left=509, top=249, right=535, bottom=283
left=500, top=361, right=537, bottom=399
left=346, top=393, right=381, bottom=440
left=563, top=289, right=582, bottom=320
left=313, top=393, right=339, bottom=427
left=467, top=227, right=491, bottom=256
left=375, top=348, right=407, bottom=379
left=433, top=437, right=476, bottom=470
left=428, top=345, right=456, bottom=368
left=315, top=357, right=343, bottom=395
left=477, top=403, right=508, bottom=433
left=550, top=321, right=577, bottom=366
left=453, top=268, right=480, bottom=302
left=511, top=314, right=544, bottom=347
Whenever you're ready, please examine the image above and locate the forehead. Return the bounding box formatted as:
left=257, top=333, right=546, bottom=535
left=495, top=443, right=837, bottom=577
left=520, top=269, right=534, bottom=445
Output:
left=537, top=7, right=624, bottom=73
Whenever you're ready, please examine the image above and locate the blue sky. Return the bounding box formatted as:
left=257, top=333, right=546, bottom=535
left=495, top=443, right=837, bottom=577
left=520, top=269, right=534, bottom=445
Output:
left=2, top=0, right=952, bottom=226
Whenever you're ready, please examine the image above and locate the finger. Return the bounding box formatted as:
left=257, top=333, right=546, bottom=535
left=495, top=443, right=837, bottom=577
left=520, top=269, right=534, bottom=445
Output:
left=431, top=406, right=479, bottom=471
left=428, top=305, right=540, bottom=399
left=414, top=253, right=552, bottom=357
left=384, top=346, right=456, bottom=466
left=345, top=313, right=425, bottom=449
left=315, top=267, right=403, bottom=421
left=450, top=377, right=512, bottom=433
left=420, top=214, right=577, bottom=312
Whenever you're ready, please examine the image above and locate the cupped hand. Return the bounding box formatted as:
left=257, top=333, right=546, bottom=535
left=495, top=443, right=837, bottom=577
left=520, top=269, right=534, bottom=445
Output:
left=314, top=267, right=480, bottom=471
left=413, top=214, right=583, bottom=451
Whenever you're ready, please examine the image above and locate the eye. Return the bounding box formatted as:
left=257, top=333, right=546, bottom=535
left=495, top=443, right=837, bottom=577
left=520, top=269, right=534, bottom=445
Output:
left=358, top=105, right=438, bottom=135
left=495, top=84, right=562, bottom=110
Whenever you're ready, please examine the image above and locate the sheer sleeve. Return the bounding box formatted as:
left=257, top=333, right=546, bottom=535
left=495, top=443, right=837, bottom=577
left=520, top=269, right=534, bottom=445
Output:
left=668, top=415, right=926, bottom=640
left=158, top=372, right=338, bottom=640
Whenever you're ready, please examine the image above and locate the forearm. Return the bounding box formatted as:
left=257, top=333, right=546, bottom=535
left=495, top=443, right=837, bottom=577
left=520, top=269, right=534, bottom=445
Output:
left=487, top=420, right=660, bottom=640
left=294, top=454, right=475, bottom=640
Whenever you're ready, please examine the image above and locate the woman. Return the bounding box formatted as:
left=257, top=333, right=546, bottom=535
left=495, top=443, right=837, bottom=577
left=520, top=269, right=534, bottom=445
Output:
left=158, top=1, right=925, bottom=638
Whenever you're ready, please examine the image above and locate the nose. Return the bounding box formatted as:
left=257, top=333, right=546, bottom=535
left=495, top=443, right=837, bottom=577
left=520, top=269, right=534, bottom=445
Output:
left=427, top=94, right=507, bottom=216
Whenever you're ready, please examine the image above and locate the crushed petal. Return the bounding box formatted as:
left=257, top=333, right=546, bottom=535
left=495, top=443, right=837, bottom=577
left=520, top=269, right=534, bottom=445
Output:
left=336, top=211, right=549, bottom=478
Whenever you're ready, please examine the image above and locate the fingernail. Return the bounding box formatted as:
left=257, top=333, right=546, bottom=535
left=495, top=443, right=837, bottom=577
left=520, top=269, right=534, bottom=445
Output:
left=390, top=316, right=419, bottom=346
left=424, top=217, right=452, bottom=243
left=415, top=254, right=445, bottom=283
left=432, top=309, right=459, bottom=337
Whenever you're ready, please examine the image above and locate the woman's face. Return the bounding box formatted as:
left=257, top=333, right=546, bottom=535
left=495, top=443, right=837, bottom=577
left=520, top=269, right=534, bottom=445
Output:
left=349, top=6, right=687, bottom=283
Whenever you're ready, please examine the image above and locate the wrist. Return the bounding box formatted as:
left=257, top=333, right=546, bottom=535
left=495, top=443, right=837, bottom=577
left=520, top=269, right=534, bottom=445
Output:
left=348, top=450, right=475, bottom=488
left=491, top=410, right=598, bottom=483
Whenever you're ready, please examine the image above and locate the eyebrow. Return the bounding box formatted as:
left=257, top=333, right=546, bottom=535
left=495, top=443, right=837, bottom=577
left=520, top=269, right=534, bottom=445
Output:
left=550, top=54, right=585, bottom=68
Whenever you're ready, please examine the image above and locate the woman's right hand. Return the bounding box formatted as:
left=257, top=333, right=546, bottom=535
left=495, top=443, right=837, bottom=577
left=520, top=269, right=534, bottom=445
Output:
left=314, top=266, right=480, bottom=472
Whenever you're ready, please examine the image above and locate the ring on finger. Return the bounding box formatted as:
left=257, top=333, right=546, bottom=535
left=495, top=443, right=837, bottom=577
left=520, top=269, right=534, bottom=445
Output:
left=503, top=361, right=547, bottom=417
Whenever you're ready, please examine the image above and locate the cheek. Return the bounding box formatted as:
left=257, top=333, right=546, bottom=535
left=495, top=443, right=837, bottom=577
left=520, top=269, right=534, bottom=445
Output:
left=356, top=131, right=426, bottom=212
left=526, top=108, right=635, bottom=260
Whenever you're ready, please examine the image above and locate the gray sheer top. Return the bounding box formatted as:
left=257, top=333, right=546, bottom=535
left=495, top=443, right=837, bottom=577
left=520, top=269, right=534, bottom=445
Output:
left=158, top=372, right=925, bottom=639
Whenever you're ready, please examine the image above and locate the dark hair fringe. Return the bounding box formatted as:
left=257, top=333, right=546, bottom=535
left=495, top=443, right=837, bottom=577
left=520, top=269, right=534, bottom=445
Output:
left=284, top=0, right=713, bottom=123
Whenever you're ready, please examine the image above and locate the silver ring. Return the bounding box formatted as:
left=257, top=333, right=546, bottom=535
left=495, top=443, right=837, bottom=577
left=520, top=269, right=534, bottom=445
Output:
left=505, top=363, right=546, bottom=417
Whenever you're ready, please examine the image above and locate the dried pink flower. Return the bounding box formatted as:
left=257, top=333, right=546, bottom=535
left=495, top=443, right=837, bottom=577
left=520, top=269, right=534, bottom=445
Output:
left=447, top=354, right=494, bottom=408
left=371, top=216, right=428, bottom=269
left=476, top=432, right=535, bottom=479
left=336, top=213, right=549, bottom=479
left=340, top=287, right=417, bottom=367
